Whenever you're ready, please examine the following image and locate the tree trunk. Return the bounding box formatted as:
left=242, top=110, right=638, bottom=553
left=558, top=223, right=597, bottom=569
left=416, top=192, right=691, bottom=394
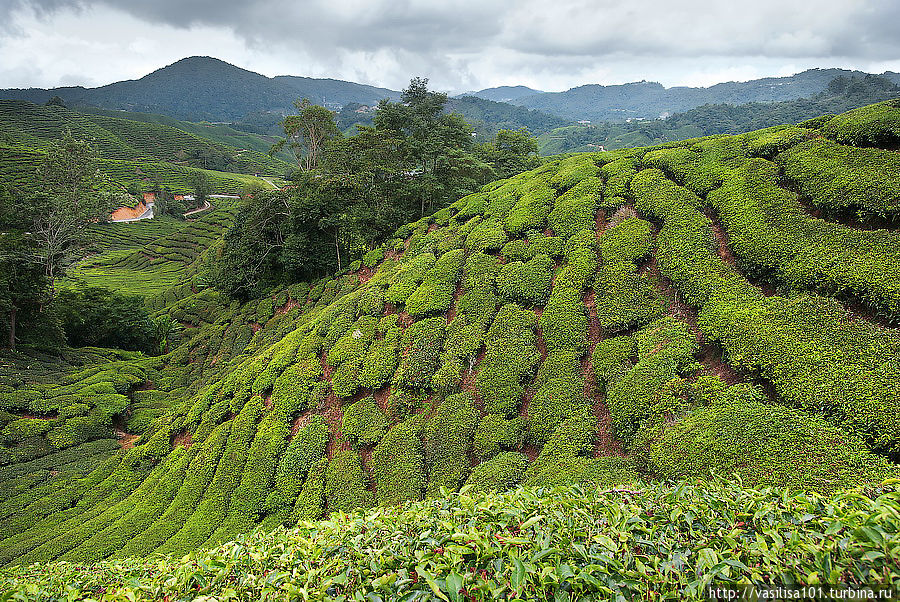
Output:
left=8, top=307, right=15, bottom=351
left=334, top=227, right=342, bottom=272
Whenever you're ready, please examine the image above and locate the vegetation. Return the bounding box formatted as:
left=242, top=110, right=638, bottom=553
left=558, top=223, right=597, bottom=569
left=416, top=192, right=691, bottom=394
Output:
left=0, top=99, right=899, bottom=598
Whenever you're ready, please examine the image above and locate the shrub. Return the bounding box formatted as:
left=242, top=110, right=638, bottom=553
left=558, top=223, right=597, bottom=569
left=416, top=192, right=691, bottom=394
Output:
left=465, top=218, right=507, bottom=253
left=357, top=324, right=402, bottom=390
left=496, top=254, right=553, bottom=305
left=821, top=98, right=900, bottom=147
left=527, top=350, right=590, bottom=444
left=384, top=253, right=436, bottom=305
left=548, top=176, right=600, bottom=239
left=372, top=419, right=424, bottom=506
left=472, top=414, right=524, bottom=458
left=324, top=451, right=373, bottom=513
left=646, top=391, right=894, bottom=493
left=341, top=397, right=389, bottom=446
left=476, top=304, right=539, bottom=415
left=423, top=393, right=478, bottom=495
left=464, top=451, right=528, bottom=492
left=392, top=317, right=445, bottom=391
left=405, top=249, right=466, bottom=318
left=275, top=416, right=328, bottom=503
left=777, top=139, right=900, bottom=218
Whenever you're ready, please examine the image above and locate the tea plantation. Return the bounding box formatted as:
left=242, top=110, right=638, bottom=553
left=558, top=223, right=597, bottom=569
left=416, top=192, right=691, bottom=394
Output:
left=2, top=100, right=900, bottom=599
left=0, top=100, right=286, bottom=195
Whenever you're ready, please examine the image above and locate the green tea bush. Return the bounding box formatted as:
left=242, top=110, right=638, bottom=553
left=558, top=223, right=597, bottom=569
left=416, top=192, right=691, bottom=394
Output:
left=476, top=304, right=539, bottom=415
left=599, top=157, right=638, bottom=197
left=464, top=218, right=507, bottom=253
left=464, top=451, right=528, bottom=492
left=777, top=139, right=900, bottom=218
left=472, top=414, right=524, bottom=458
left=605, top=318, right=698, bottom=447
left=341, top=397, right=389, bottom=446
left=591, top=335, right=634, bottom=393
left=527, top=350, right=590, bottom=444
left=424, top=393, right=478, bottom=495
left=384, top=253, right=436, bottom=305
left=357, top=323, right=402, bottom=390
left=274, top=416, right=328, bottom=505
left=392, top=317, right=445, bottom=391
left=405, top=249, right=466, bottom=317
left=821, top=99, right=900, bottom=147
left=548, top=176, right=600, bottom=239
left=324, top=451, right=372, bottom=513
left=496, top=253, right=553, bottom=305
left=372, top=419, right=424, bottom=505
left=646, top=390, right=895, bottom=492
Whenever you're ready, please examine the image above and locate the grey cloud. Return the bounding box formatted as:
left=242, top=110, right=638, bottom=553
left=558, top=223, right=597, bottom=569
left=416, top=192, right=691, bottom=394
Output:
left=2, top=0, right=899, bottom=91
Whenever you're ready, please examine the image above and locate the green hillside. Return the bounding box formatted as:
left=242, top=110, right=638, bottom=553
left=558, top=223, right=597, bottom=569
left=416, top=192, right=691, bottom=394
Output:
left=0, top=100, right=288, bottom=196
left=75, top=105, right=295, bottom=163
left=2, top=100, right=900, bottom=598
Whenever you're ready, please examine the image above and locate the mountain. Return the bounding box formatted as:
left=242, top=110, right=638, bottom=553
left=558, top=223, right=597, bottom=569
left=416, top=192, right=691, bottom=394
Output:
left=515, top=68, right=900, bottom=122
left=0, top=56, right=400, bottom=122
left=537, top=73, right=900, bottom=154
left=466, top=85, right=545, bottom=103
left=2, top=101, right=900, bottom=596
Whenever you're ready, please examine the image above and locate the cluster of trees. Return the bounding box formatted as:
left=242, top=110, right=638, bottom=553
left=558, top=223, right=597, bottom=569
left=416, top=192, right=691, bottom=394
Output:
left=0, top=131, right=160, bottom=352
left=213, top=79, right=541, bottom=298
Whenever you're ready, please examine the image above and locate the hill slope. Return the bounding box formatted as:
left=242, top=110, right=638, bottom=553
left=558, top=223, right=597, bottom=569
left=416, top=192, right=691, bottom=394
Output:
left=0, top=56, right=400, bottom=122
left=1, top=101, right=899, bottom=594
left=0, top=100, right=285, bottom=195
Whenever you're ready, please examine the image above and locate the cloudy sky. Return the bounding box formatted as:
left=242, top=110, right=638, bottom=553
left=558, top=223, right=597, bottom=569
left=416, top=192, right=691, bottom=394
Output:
left=1, top=0, right=899, bottom=93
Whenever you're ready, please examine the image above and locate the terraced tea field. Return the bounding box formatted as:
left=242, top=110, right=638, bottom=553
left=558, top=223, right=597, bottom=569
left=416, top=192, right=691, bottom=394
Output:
left=3, top=99, right=900, bottom=599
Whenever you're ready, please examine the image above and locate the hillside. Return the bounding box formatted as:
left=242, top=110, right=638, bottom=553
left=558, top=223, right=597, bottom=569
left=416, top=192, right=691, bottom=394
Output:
left=0, top=56, right=400, bottom=123
left=74, top=105, right=295, bottom=163
left=537, top=74, right=900, bottom=154
left=1, top=100, right=900, bottom=596
left=516, top=68, right=900, bottom=122
left=0, top=100, right=286, bottom=195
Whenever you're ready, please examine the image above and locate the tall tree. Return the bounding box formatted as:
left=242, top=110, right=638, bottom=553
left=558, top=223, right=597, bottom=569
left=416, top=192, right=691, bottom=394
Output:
left=477, top=127, right=541, bottom=179
left=375, top=78, right=489, bottom=217
left=28, top=130, right=119, bottom=302
left=272, top=98, right=341, bottom=171
left=0, top=232, right=47, bottom=350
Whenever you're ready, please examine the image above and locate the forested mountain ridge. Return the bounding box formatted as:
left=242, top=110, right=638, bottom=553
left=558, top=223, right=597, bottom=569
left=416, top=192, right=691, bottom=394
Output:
left=5, top=57, right=900, bottom=128
left=538, top=73, right=900, bottom=154
left=516, top=67, right=900, bottom=122
left=2, top=100, right=900, bottom=598
left=0, top=56, right=401, bottom=123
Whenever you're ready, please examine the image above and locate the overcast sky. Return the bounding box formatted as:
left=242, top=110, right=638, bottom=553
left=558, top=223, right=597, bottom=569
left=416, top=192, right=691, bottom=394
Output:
left=1, top=0, right=899, bottom=93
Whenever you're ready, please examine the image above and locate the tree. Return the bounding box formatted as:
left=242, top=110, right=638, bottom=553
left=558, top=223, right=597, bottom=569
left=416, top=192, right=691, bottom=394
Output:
left=272, top=98, right=341, bottom=171
left=0, top=232, right=47, bottom=350
left=375, top=78, right=489, bottom=217
left=477, top=127, right=541, bottom=179
left=191, top=171, right=212, bottom=210
left=56, top=286, right=157, bottom=353
left=28, top=130, right=119, bottom=302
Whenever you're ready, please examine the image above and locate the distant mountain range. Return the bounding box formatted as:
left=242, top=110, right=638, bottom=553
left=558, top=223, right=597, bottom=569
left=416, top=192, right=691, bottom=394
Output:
left=463, top=86, right=545, bottom=103
left=2, top=56, right=899, bottom=126
left=0, top=56, right=400, bottom=122
left=513, top=69, right=900, bottom=122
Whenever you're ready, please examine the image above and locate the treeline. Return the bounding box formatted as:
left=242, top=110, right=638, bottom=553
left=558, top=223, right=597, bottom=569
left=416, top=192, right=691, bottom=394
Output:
left=212, top=78, right=541, bottom=298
